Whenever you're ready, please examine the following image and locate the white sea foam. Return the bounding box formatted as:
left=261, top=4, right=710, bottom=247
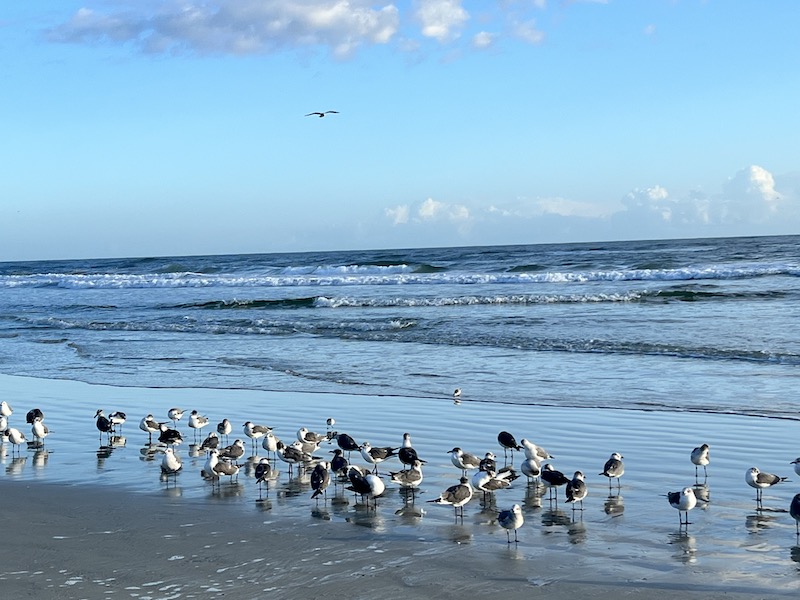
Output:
left=1, top=263, right=797, bottom=289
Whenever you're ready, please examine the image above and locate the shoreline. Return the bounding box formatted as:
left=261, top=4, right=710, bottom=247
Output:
left=2, top=374, right=800, bottom=598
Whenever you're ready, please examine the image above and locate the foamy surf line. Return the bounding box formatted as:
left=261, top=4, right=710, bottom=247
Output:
left=2, top=374, right=800, bottom=598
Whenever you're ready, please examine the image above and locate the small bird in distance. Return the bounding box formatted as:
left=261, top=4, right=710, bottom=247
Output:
left=305, top=110, right=339, bottom=117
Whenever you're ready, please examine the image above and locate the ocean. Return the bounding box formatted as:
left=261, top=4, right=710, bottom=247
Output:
left=1, top=234, right=798, bottom=418
left=3, top=235, right=800, bottom=596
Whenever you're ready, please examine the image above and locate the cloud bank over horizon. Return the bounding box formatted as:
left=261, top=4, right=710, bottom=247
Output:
left=383, top=165, right=800, bottom=246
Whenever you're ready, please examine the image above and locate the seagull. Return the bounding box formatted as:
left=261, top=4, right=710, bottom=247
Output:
left=3, top=426, right=26, bottom=455
left=667, top=486, right=697, bottom=526
left=254, top=457, right=277, bottom=499
left=109, top=411, right=127, bottom=433
left=305, top=110, right=339, bottom=117
left=310, top=461, right=331, bottom=501
left=199, top=431, right=220, bottom=453
left=0, top=401, right=12, bottom=418
left=30, top=415, right=49, bottom=446
left=428, top=477, right=473, bottom=520
left=480, top=452, right=497, bottom=473
left=398, top=433, right=424, bottom=469
left=520, top=438, right=554, bottom=461
left=330, top=448, right=350, bottom=478
left=25, top=408, right=44, bottom=424
left=167, top=408, right=184, bottom=426
left=216, top=418, right=232, bottom=442
left=497, top=504, right=524, bottom=543
left=541, top=464, right=569, bottom=501
left=202, top=449, right=239, bottom=487
left=599, top=452, right=625, bottom=488
left=297, top=427, right=327, bottom=446
left=449, top=447, right=481, bottom=475
left=691, top=444, right=710, bottom=478
left=346, top=467, right=385, bottom=507
left=790, top=457, right=800, bottom=478
left=188, top=411, right=210, bottom=437
left=157, top=423, right=183, bottom=446
left=521, top=457, right=541, bottom=483
left=472, top=469, right=513, bottom=500
left=262, top=430, right=280, bottom=459
left=790, top=493, right=800, bottom=536
left=565, top=471, right=588, bottom=510
left=453, top=388, right=462, bottom=404
left=219, top=439, right=246, bottom=464
left=160, top=447, right=183, bottom=478
left=390, top=459, right=424, bottom=489
left=497, top=431, right=522, bottom=463
left=243, top=421, right=272, bottom=449
left=746, top=466, right=787, bottom=505
left=94, top=409, right=113, bottom=441
left=335, top=432, right=360, bottom=455
left=139, top=414, right=160, bottom=442
left=360, top=442, right=396, bottom=473
left=276, top=440, right=311, bottom=475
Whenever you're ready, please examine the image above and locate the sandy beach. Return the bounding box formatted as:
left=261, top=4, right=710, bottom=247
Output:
left=2, top=374, right=800, bottom=599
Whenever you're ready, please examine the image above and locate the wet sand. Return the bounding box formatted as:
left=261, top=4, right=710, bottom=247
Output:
left=2, top=374, right=800, bottom=598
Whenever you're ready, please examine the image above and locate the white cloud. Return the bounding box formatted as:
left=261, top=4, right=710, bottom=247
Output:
left=721, top=165, right=782, bottom=222
left=48, top=0, right=401, bottom=58
left=385, top=204, right=410, bottom=225
left=414, top=0, right=469, bottom=43
left=489, top=196, right=611, bottom=219
left=417, top=197, right=470, bottom=222
left=510, top=18, right=544, bottom=44
left=472, top=31, right=495, bottom=49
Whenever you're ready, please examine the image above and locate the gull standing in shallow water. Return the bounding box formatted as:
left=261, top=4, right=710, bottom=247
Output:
left=217, top=418, right=232, bottom=443
left=360, top=442, right=396, bottom=474
left=30, top=415, right=49, bottom=447
left=160, top=447, right=182, bottom=479
left=0, top=401, right=12, bottom=418
left=3, top=427, right=26, bottom=455
left=94, top=410, right=113, bottom=442
left=254, top=457, right=277, bottom=500
left=746, top=467, right=787, bottom=505
left=667, top=487, right=697, bottom=527
left=167, top=408, right=184, bottom=427
left=188, top=411, right=210, bottom=438
left=449, top=447, right=481, bottom=475
left=497, top=504, right=524, bottom=543
left=565, top=471, right=588, bottom=510
left=691, top=444, right=710, bottom=478
left=346, top=467, right=385, bottom=508
left=390, top=459, right=424, bottom=491
left=520, top=438, right=554, bottom=461
left=310, top=461, right=331, bottom=501
left=497, top=431, right=521, bottom=463
left=139, top=414, right=160, bottom=442
left=541, top=464, right=569, bottom=501
left=790, top=457, right=800, bottom=478
left=398, top=433, right=424, bottom=469
left=521, top=457, right=541, bottom=483
left=790, top=493, right=800, bottom=536
left=429, top=477, right=473, bottom=520
left=600, top=452, right=625, bottom=489
left=243, top=421, right=271, bottom=451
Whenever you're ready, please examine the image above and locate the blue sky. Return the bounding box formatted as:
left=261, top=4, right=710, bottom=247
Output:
left=2, top=0, right=799, bottom=260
